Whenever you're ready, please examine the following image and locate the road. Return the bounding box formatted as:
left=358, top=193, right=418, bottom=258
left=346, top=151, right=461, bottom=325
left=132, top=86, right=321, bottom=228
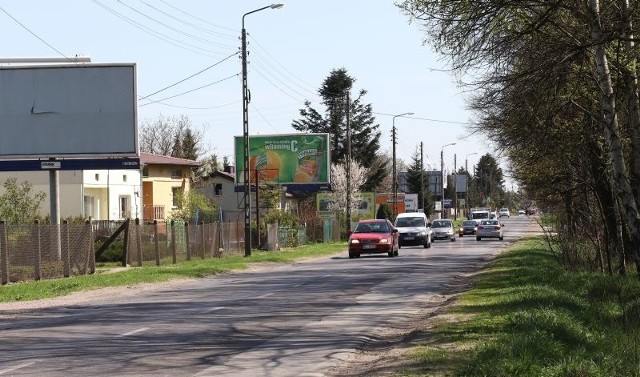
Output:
left=0, top=215, right=541, bottom=377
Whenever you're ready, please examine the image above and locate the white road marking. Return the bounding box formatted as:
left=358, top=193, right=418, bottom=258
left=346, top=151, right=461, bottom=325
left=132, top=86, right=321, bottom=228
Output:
left=0, top=361, right=37, bottom=375
left=256, top=293, right=273, bottom=299
left=204, top=306, right=226, bottom=313
left=120, top=327, right=149, bottom=337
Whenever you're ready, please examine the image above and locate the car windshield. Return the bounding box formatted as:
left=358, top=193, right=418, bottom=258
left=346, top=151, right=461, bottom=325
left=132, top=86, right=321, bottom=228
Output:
left=396, top=218, right=425, bottom=227
left=463, top=221, right=476, bottom=226
left=481, top=220, right=499, bottom=225
left=431, top=221, right=450, bottom=228
left=355, top=222, right=390, bottom=233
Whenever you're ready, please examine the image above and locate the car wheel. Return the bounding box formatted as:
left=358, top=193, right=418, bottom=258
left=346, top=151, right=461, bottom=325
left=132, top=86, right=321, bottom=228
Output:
left=349, top=252, right=354, bottom=259
left=388, top=251, right=394, bottom=257
left=476, top=236, right=481, bottom=241
left=427, top=238, right=432, bottom=248
left=398, top=243, right=402, bottom=249
left=394, top=249, right=399, bottom=256
left=459, top=233, right=463, bottom=238
left=499, top=236, right=504, bottom=241
left=451, top=237, right=455, bottom=242
left=356, top=253, right=361, bottom=258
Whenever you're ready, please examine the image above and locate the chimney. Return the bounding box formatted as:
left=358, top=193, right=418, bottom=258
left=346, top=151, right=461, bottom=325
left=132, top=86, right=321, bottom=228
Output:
left=224, top=165, right=236, bottom=175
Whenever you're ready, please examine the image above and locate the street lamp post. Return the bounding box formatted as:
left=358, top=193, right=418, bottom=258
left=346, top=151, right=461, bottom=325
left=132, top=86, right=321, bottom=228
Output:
left=465, top=152, right=478, bottom=217
left=242, top=3, right=284, bottom=257
left=440, top=142, right=456, bottom=219
left=391, top=112, right=414, bottom=219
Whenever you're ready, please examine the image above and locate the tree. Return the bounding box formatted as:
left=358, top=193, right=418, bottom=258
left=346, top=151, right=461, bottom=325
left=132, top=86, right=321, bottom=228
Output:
left=473, top=154, right=504, bottom=209
left=329, top=158, right=368, bottom=218
left=169, top=190, right=216, bottom=222
left=376, top=203, right=392, bottom=221
left=0, top=178, right=46, bottom=224
left=140, top=114, right=203, bottom=160
left=292, top=68, right=387, bottom=191
left=405, top=149, right=433, bottom=217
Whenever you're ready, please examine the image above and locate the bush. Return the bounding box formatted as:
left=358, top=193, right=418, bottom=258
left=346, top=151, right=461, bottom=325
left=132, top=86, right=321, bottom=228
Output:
left=95, top=239, right=125, bottom=263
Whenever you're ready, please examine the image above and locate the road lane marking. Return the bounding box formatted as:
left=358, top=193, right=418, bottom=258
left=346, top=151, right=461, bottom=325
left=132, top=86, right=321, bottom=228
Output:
left=120, top=327, right=149, bottom=337
left=256, top=293, right=273, bottom=299
left=204, top=306, right=226, bottom=313
left=0, top=361, right=37, bottom=375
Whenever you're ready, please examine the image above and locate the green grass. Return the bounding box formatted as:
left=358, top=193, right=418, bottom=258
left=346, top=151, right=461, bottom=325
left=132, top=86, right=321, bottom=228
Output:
left=402, top=237, right=640, bottom=377
left=0, top=242, right=348, bottom=303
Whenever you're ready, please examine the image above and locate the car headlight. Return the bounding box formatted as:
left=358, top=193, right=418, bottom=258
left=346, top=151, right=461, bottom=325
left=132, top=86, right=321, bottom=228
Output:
left=379, top=238, right=390, bottom=244
left=350, top=239, right=360, bottom=244
left=418, top=231, right=426, bottom=236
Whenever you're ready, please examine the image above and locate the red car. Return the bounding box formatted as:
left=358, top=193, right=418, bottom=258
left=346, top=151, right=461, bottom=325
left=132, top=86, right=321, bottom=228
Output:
left=348, top=219, right=399, bottom=258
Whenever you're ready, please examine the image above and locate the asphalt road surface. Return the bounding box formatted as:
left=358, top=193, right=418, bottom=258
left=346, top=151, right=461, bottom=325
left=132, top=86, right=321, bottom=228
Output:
left=0, top=215, right=542, bottom=377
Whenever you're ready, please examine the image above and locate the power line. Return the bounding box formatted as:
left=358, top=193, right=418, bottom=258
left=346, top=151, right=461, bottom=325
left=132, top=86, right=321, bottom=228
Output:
left=158, top=0, right=236, bottom=35
left=139, top=51, right=238, bottom=100
left=374, top=112, right=470, bottom=125
left=139, top=73, right=239, bottom=106
left=92, top=0, right=230, bottom=58
left=0, top=5, right=71, bottom=60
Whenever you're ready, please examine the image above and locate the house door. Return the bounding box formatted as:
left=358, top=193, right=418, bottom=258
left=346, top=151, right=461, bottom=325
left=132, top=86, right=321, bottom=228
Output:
left=119, top=195, right=131, bottom=219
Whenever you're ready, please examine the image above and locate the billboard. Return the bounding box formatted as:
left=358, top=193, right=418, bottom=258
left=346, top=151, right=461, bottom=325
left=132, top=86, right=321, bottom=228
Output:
left=316, top=192, right=375, bottom=219
left=0, top=64, right=138, bottom=159
left=235, top=133, right=330, bottom=189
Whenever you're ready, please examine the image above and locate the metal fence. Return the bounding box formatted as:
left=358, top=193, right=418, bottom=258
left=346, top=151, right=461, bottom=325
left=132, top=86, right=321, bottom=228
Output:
left=0, top=217, right=342, bottom=285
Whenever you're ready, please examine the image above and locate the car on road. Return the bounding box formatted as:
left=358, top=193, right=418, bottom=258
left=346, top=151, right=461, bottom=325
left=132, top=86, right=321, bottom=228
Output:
left=348, top=219, right=399, bottom=258
left=458, top=220, right=478, bottom=237
left=476, top=219, right=504, bottom=241
left=499, top=208, right=510, bottom=218
left=518, top=209, right=526, bottom=216
left=431, top=219, right=456, bottom=242
left=394, top=212, right=432, bottom=248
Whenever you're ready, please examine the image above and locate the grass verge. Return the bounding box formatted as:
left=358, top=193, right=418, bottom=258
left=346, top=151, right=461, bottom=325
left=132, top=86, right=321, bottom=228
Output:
left=404, top=236, right=640, bottom=377
left=0, top=242, right=347, bottom=303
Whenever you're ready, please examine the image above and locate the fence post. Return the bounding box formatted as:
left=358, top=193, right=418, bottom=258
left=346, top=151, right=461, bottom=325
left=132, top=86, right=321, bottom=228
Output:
left=185, top=222, right=191, bottom=261
left=136, top=218, right=143, bottom=267
left=122, top=219, right=130, bottom=267
left=171, top=220, right=177, bottom=264
left=33, top=220, right=41, bottom=281
left=154, top=220, right=160, bottom=266
left=87, top=220, right=95, bottom=274
left=200, top=221, right=206, bottom=259
left=0, top=220, right=8, bottom=285
left=62, top=220, right=70, bottom=277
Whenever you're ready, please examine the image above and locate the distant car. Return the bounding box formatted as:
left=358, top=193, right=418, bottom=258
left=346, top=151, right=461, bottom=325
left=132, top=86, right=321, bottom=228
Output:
left=394, top=212, right=432, bottom=249
left=458, top=220, right=478, bottom=237
left=476, top=219, right=504, bottom=241
left=518, top=209, right=526, bottom=216
left=348, top=219, right=399, bottom=258
left=431, top=219, right=456, bottom=242
left=499, top=208, right=510, bottom=218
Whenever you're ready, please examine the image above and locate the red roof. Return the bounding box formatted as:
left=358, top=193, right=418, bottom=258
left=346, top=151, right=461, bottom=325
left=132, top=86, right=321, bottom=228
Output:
left=140, top=152, right=201, bottom=167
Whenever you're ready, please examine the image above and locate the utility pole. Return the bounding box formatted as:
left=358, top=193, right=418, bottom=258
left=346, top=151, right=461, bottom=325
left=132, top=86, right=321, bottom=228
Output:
left=420, top=142, right=424, bottom=214
left=392, top=126, right=397, bottom=219
left=345, top=90, right=352, bottom=232
left=454, top=153, right=457, bottom=220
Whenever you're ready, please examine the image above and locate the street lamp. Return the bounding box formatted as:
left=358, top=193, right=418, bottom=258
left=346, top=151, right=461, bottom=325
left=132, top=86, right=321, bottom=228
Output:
left=440, top=142, right=456, bottom=218
left=242, top=3, right=284, bottom=257
left=465, top=152, right=478, bottom=217
left=391, top=112, right=414, bottom=219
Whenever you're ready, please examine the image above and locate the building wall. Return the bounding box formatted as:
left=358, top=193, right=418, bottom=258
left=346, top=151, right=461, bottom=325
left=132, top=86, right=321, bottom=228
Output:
left=142, top=165, right=193, bottom=220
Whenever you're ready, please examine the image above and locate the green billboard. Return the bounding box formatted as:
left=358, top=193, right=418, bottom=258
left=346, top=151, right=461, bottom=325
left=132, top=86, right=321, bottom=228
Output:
left=235, top=133, right=330, bottom=186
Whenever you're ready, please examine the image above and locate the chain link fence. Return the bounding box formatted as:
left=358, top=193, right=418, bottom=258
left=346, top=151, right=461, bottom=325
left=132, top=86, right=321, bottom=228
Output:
left=0, top=217, right=343, bottom=285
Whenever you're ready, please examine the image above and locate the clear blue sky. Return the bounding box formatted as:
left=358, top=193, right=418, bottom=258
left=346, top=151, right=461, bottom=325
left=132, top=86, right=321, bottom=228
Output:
left=0, top=1, right=498, bottom=179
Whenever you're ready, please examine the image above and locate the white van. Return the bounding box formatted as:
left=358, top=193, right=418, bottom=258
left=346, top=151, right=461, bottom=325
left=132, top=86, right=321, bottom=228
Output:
left=394, top=212, right=432, bottom=248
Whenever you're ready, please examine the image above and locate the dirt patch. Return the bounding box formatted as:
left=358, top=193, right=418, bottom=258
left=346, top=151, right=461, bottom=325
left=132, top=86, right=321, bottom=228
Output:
left=326, top=272, right=477, bottom=377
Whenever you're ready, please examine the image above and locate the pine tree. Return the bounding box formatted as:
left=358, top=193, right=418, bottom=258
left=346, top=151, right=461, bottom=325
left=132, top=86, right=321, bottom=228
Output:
left=292, top=68, right=387, bottom=192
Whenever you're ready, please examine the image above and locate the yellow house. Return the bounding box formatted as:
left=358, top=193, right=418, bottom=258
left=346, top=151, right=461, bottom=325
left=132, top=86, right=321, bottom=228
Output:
left=140, top=153, right=201, bottom=222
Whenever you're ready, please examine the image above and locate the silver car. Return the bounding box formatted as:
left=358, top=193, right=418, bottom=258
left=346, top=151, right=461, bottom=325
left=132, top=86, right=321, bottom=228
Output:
left=431, top=219, right=456, bottom=242
left=476, top=219, right=504, bottom=241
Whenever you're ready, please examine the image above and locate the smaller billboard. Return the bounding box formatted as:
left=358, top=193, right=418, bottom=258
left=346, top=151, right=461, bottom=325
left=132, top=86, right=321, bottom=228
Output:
left=235, top=133, right=330, bottom=190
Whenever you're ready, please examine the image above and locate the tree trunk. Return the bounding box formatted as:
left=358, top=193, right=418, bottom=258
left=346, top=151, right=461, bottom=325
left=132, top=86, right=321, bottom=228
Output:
left=589, top=0, right=640, bottom=276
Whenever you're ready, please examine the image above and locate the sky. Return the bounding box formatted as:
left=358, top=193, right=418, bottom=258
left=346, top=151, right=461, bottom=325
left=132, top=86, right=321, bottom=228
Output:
left=0, top=1, right=499, bottom=180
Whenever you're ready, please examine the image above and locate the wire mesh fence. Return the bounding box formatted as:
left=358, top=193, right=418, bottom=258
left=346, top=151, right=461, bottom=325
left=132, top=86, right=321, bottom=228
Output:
left=0, top=217, right=343, bottom=285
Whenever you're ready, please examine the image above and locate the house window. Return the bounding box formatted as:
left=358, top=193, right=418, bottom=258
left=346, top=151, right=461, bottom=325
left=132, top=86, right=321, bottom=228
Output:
left=172, top=187, right=183, bottom=208
left=119, top=195, right=131, bottom=219
left=171, top=169, right=182, bottom=179
left=123, top=175, right=127, bottom=183
left=95, top=173, right=99, bottom=181
left=142, top=166, right=149, bottom=177
left=214, top=183, right=222, bottom=196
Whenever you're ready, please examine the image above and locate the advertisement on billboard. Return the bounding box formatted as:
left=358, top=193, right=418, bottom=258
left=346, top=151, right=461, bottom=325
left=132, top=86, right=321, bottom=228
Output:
left=235, top=133, right=330, bottom=189
left=316, top=192, right=375, bottom=219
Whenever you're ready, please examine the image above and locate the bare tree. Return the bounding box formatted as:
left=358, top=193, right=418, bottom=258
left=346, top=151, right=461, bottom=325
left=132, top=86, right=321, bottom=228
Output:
left=140, top=114, right=204, bottom=159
